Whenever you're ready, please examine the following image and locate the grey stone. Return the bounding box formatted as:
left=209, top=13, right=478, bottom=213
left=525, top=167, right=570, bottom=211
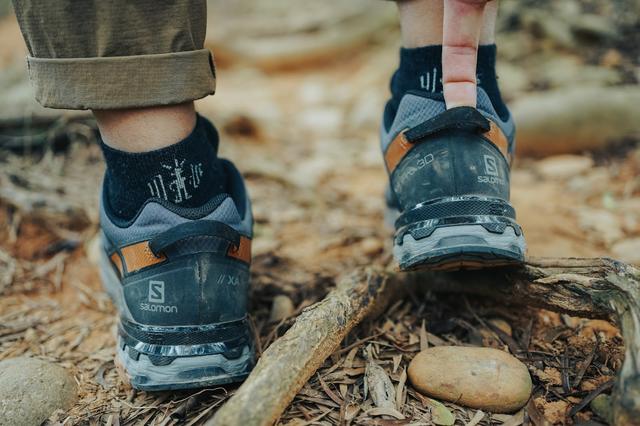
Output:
left=0, top=357, right=77, bottom=426
left=511, top=86, right=640, bottom=157
left=611, top=238, right=640, bottom=265
left=496, top=62, right=529, bottom=98
left=571, top=14, right=619, bottom=42
left=528, top=55, right=622, bottom=89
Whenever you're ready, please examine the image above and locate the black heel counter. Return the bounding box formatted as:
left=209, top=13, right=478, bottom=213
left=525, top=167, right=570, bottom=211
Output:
left=390, top=130, right=510, bottom=211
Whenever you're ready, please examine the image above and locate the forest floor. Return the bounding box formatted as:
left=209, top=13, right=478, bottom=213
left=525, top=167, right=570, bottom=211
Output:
left=0, top=1, right=639, bottom=424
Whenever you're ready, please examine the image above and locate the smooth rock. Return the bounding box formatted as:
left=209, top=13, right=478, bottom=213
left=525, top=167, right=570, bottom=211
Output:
left=577, top=208, right=623, bottom=246
left=535, top=155, right=594, bottom=180
left=521, top=10, right=574, bottom=48
left=511, top=86, right=640, bottom=157
left=496, top=62, right=529, bottom=98
left=0, top=357, right=77, bottom=426
left=528, top=56, right=621, bottom=89
left=408, top=347, right=532, bottom=413
left=571, top=14, right=618, bottom=41
left=611, top=238, right=640, bottom=264
left=206, top=0, right=397, bottom=70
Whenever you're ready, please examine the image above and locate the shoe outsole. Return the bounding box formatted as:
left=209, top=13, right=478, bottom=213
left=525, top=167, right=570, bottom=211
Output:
left=115, top=340, right=254, bottom=391
left=393, top=223, right=526, bottom=272
left=399, top=247, right=524, bottom=271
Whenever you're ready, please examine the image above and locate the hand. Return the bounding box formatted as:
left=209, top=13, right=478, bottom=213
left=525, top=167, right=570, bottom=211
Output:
left=442, top=0, right=491, bottom=109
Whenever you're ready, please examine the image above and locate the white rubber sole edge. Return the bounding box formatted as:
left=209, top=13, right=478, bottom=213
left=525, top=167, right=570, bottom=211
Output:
left=116, top=342, right=252, bottom=389
left=394, top=224, right=526, bottom=265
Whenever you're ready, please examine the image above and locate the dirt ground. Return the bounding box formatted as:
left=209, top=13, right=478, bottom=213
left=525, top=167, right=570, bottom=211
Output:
left=1, top=1, right=639, bottom=425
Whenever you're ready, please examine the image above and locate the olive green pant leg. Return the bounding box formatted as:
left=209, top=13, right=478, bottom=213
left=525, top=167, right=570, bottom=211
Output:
left=11, top=0, right=216, bottom=110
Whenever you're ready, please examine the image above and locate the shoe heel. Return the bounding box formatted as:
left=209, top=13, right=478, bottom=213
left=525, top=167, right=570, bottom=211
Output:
left=393, top=197, right=526, bottom=271
left=117, top=319, right=255, bottom=391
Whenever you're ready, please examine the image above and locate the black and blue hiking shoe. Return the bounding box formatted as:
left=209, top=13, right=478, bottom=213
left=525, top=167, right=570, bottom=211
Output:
left=99, top=159, right=254, bottom=391
left=382, top=88, right=526, bottom=271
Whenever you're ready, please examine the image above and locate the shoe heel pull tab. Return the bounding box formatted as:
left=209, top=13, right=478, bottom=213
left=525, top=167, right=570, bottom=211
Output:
left=404, top=106, right=490, bottom=143
left=148, top=220, right=241, bottom=257
left=384, top=107, right=511, bottom=175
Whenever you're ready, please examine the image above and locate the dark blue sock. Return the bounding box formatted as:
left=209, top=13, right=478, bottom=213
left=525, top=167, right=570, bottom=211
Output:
left=101, top=115, right=227, bottom=220
left=383, top=44, right=509, bottom=130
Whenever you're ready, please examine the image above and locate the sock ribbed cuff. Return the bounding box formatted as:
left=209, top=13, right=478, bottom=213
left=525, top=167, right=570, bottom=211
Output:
left=101, top=115, right=227, bottom=220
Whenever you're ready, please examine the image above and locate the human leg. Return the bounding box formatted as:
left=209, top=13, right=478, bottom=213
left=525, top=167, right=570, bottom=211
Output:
left=382, top=0, right=526, bottom=270
left=13, top=0, right=255, bottom=390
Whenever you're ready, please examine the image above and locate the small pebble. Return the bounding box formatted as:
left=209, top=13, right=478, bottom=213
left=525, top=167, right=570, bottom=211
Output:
left=269, top=295, right=295, bottom=322
left=408, top=346, right=532, bottom=413
left=0, top=357, right=77, bottom=426
left=591, top=394, right=613, bottom=424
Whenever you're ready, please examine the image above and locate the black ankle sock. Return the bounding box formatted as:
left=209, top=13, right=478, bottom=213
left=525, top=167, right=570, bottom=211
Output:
left=101, top=115, right=227, bottom=220
left=383, top=44, right=509, bottom=130
left=475, top=45, right=509, bottom=121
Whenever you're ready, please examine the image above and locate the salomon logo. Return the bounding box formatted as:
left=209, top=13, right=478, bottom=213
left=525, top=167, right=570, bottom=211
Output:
left=140, top=303, right=177, bottom=313
left=148, top=280, right=165, bottom=303
left=478, top=155, right=506, bottom=186
left=140, top=280, right=178, bottom=313
left=483, top=155, right=499, bottom=177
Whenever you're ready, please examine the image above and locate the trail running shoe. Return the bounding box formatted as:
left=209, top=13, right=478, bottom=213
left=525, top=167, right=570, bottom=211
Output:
left=99, top=159, right=254, bottom=391
left=381, top=88, right=526, bottom=271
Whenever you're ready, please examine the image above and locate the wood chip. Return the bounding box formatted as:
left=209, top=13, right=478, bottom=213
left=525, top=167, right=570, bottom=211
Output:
left=318, top=374, right=343, bottom=406
left=395, top=367, right=406, bottom=412
left=465, top=410, right=485, bottom=426
left=366, top=406, right=405, bottom=420
left=420, top=320, right=429, bottom=352
left=392, top=354, right=401, bottom=373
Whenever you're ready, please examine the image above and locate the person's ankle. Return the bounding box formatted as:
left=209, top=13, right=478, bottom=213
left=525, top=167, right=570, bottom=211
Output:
left=100, top=115, right=228, bottom=220
left=94, top=103, right=197, bottom=153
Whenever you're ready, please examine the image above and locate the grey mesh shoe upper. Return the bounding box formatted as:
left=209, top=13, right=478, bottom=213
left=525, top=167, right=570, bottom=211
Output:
left=380, top=88, right=515, bottom=154
left=101, top=194, right=252, bottom=250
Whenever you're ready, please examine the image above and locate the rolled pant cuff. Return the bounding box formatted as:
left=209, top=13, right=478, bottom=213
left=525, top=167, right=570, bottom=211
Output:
left=26, top=49, right=216, bottom=110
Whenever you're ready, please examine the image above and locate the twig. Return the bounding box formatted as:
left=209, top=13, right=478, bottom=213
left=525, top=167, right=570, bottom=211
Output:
left=572, top=333, right=600, bottom=390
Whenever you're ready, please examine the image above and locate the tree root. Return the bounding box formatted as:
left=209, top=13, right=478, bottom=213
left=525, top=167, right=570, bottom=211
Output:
left=209, top=257, right=640, bottom=426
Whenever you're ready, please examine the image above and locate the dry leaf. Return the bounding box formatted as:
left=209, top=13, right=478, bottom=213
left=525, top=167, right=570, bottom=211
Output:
left=424, top=398, right=455, bottom=426
left=392, top=354, right=401, bottom=373
left=364, top=346, right=396, bottom=410
left=465, top=410, right=485, bottom=426
left=408, top=333, right=419, bottom=346
left=366, top=407, right=405, bottom=420
left=396, top=367, right=407, bottom=411
left=344, top=403, right=360, bottom=421
left=495, top=408, right=525, bottom=426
